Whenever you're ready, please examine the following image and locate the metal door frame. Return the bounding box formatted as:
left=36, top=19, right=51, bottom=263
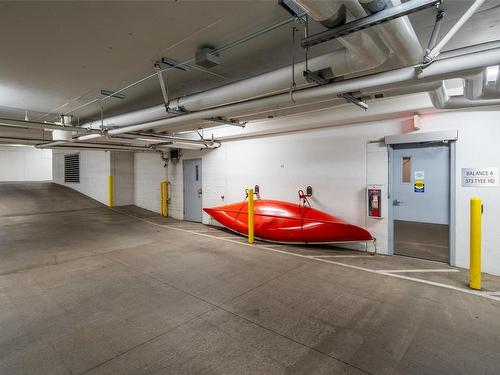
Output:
left=388, top=141, right=456, bottom=265
left=182, top=158, right=202, bottom=222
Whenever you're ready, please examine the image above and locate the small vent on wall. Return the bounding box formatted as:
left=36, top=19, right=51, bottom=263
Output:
left=64, top=153, right=80, bottom=183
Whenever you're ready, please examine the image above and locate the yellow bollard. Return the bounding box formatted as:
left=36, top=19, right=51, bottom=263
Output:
left=108, top=175, right=114, bottom=208
left=247, top=188, right=254, bottom=244
left=160, top=181, right=169, bottom=217
left=470, top=197, right=482, bottom=290
left=160, top=182, right=165, bottom=216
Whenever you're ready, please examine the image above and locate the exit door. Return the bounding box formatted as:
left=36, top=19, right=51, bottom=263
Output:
left=391, top=144, right=450, bottom=262
left=183, top=159, right=202, bottom=222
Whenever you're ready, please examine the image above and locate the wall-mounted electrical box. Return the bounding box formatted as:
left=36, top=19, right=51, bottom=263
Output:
left=367, top=185, right=383, bottom=218
left=195, top=48, right=220, bottom=68
left=170, top=149, right=180, bottom=160
left=306, top=185, right=313, bottom=197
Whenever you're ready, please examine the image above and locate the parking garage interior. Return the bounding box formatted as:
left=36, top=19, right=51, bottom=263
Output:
left=1, top=1, right=500, bottom=374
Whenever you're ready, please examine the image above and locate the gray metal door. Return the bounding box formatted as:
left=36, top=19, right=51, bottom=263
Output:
left=392, top=144, right=450, bottom=262
left=183, top=159, right=202, bottom=222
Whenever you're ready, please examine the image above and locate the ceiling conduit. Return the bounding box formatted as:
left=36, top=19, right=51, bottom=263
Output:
left=430, top=82, right=500, bottom=109
left=84, top=1, right=390, bottom=130
left=357, top=0, right=423, bottom=65
left=463, top=66, right=500, bottom=100
left=92, top=46, right=500, bottom=137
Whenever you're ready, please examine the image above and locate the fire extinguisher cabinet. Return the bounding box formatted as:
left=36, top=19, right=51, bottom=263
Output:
left=367, top=185, right=383, bottom=219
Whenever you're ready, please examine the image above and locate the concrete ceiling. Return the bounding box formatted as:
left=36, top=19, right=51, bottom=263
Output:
left=1, top=0, right=500, bottom=125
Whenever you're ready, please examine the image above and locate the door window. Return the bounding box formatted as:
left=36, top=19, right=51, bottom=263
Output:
left=402, top=157, right=411, bottom=183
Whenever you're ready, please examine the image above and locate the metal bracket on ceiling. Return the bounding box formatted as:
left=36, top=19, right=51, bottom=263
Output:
left=303, top=68, right=334, bottom=85
left=421, top=0, right=484, bottom=69
left=279, top=0, right=307, bottom=23
left=154, top=63, right=170, bottom=112
left=301, top=0, right=441, bottom=48
left=338, top=93, right=369, bottom=111
left=426, top=10, right=446, bottom=53
left=160, top=57, right=190, bottom=71
left=100, top=90, right=126, bottom=100
left=206, top=116, right=247, bottom=128
left=419, top=10, right=446, bottom=71
left=168, top=106, right=189, bottom=115
left=196, top=129, right=217, bottom=147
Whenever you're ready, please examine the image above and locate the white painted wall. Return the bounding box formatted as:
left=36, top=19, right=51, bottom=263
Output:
left=161, top=110, right=500, bottom=275
left=417, top=111, right=500, bottom=275
left=53, top=150, right=110, bottom=205
left=133, top=153, right=166, bottom=213
left=0, top=145, right=52, bottom=181
left=112, top=152, right=134, bottom=206
left=196, top=122, right=403, bottom=255
left=49, top=108, right=500, bottom=276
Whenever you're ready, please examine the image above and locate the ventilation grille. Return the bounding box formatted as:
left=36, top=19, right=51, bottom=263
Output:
left=64, top=153, right=80, bottom=183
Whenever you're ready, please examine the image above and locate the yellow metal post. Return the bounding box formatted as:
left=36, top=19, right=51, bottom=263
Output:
left=470, top=197, right=482, bottom=290
left=247, top=188, right=254, bottom=244
left=160, top=181, right=168, bottom=217
left=160, top=182, right=165, bottom=216
left=108, top=175, right=114, bottom=208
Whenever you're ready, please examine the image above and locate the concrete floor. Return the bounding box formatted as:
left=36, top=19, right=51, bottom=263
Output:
left=1, top=182, right=500, bottom=375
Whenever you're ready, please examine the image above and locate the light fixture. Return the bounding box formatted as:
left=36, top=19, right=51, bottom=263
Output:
left=486, top=65, right=499, bottom=84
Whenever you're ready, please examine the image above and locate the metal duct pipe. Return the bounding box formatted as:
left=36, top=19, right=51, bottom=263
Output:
left=430, top=82, right=500, bottom=109
left=290, top=0, right=389, bottom=76
left=357, top=0, right=423, bottom=65
left=124, top=132, right=221, bottom=147
left=37, top=141, right=161, bottom=152
left=294, top=0, right=346, bottom=28
left=85, top=44, right=389, bottom=130
left=463, top=66, right=500, bottom=100
left=0, top=137, right=43, bottom=145
left=0, top=117, right=98, bottom=133
left=84, top=1, right=389, bottom=130
left=84, top=105, right=171, bottom=130
left=100, top=47, right=500, bottom=136
left=84, top=45, right=387, bottom=129
left=50, top=145, right=158, bottom=153
left=41, top=133, right=219, bottom=151
left=439, top=40, right=500, bottom=60
left=36, top=141, right=69, bottom=149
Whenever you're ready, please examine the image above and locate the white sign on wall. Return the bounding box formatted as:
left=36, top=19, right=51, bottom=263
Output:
left=461, top=167, right=499, bottom=187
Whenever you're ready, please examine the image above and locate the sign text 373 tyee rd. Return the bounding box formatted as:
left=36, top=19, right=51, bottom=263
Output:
left=461, top=167, right=499, bottom=187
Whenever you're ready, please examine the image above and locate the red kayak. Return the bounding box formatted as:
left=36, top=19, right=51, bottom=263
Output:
left=204, top=199, right=372, bottom=244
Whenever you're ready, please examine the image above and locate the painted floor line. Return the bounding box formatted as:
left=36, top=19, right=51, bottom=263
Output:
left=111, top=209, right=500, bottom=304
left=310, top=255, right=375, bottom=258
left=377, top=269, right=460, bottom=273
left=485, top=291, right=500, bottom=296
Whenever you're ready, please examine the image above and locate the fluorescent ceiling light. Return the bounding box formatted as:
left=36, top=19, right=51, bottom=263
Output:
left=78, top=133, right=102, bottom=141
left=486, top=65, right=499, bottom=83
left=0, top=144, right=34, bottom=147
left=443, top=78, right=464, bottom=96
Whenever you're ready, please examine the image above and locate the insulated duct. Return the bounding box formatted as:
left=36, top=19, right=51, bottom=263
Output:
left=431, top=82, right=500, bottom=109
left=357, top=0, right=423, bottom=65
left=293, top=0, right=347, bottom=28
left=464, top=66, right=500, bottom=100
left=96, top=47, right=500, bottom=136
left=85, top=1, right=390, bottom=130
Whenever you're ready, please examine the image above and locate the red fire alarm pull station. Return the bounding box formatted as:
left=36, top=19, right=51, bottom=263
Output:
left=367, top=185, right=383, bottom=218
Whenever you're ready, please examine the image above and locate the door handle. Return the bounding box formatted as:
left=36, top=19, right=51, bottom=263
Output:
left=393, top=199, right=403, bottom=206
left=197, top=188, right=202, bottom=196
